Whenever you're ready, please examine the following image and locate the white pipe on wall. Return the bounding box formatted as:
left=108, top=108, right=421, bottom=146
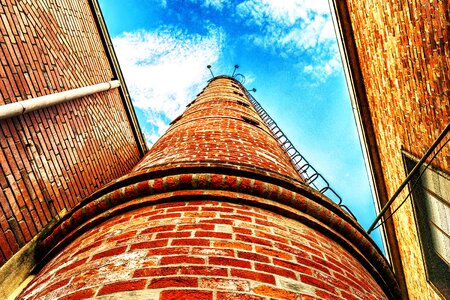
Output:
left=0, top=80, right=120, bottom=120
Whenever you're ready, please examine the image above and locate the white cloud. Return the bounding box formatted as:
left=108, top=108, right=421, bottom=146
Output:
left=159, top=0, right=230, bottom=11
left=237, top=0, right=328, bottom=26
left=302, top=41, right=341, bottom=82
left=164, top=0, right=231, bottom=10
left=112, top=26, right=224, bottom=145
left=236, top=0, right=340, bottom=80
left=198, top=0, right=231, bottom=10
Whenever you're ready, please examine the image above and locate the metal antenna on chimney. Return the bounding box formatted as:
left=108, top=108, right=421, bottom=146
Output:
left=207, top=65, right=214, bottom=78
left=231, top=64, right=246, bottom=84
left=234, top=73, right=245, bottom=84
left=232, top=64, right=239, bottom=77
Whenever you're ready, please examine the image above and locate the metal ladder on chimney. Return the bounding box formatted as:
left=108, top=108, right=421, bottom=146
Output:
left=244, top=89, right=357, bottom=220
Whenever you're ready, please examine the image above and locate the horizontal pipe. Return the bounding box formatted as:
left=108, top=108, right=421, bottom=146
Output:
left=0, top=80, right=120, bottom=120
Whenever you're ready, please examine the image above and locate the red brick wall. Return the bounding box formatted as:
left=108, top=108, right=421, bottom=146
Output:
left=345, top=0, right=449, bottom=298
left=0, top=0, right=141, bottom=266
left=346, top=0, right=449, bottom=173
left=19, top=201, right=388, bottom=300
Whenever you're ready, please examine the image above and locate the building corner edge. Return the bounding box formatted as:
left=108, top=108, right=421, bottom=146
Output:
left=327, top=0, right=409, bottom=298
left=89, top=0, right=148, bottom=156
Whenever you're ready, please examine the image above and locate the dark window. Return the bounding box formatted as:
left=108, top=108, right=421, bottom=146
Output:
left=169, top=114, right=183, bottom=125
left=241, top=115, right=259, bottom=126
left=404, top=153, right=450, bottom=298
left=186, top=99, right=196, bottom=107
left=236, top=100, right=250, bottom=108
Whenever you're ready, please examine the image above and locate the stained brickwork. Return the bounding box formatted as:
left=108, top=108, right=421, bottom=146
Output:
left=0, top=0, right=141, bottom=267
left=19, top=76, right=400, bottom=299
left=343, top=0, right=449, bottom=298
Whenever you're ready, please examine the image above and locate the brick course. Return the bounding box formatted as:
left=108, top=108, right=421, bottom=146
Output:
left=0, top=0, right=141, bottom=266
left=18, top=201, right=389, bottom=299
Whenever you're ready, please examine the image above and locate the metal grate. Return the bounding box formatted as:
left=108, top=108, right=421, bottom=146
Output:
left=243, top=88, right=357, bottom=220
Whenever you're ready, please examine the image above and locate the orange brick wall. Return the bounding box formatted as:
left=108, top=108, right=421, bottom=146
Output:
left=0, top=0, right=141, bottom=266
left=345, top=0, right=449, bottom=298
left=18, top=201, right=388, bottom=300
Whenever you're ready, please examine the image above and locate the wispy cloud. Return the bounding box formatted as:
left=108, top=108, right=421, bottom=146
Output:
left=112, top=25, right=224, bottom=145
left=236, top=0, right=340, bottom=81
left=190, top=0, right=231, bottom=11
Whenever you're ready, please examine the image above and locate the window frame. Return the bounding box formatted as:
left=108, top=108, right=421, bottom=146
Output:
left=402, top=151, right=450, bottom=299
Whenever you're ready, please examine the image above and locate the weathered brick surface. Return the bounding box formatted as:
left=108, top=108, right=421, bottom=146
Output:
left=345, top=0, right=449, bottom=298
left=0, top=0, right=141, bottom=265
left=134, top=78, right=302, bottom=181
left=18, top=201, right=388, bottom=299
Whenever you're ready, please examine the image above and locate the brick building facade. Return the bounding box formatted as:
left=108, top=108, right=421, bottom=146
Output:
left=0, top=0, right=146, bottom=297
left=4, top=0, right=445, bottom=298
left=330, top=0, right=449, bottom=299
left=17, top=77, right=400, bottom=299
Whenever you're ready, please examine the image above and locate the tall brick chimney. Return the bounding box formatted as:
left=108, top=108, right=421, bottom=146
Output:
left=18, top=76, right=400, bottom=299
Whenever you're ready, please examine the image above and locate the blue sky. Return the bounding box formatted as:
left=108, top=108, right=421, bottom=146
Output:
left=98, top=0, right=384, bottom=250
